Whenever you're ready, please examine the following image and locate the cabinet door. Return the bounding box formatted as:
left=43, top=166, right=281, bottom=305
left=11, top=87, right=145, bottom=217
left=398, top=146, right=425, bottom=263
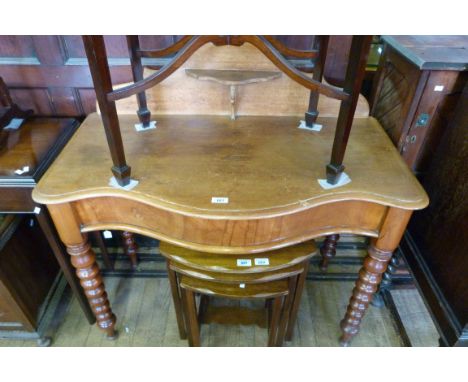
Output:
left=0, top=280, right=34, bottom=331
left=0, top=216, right=59, bottom=332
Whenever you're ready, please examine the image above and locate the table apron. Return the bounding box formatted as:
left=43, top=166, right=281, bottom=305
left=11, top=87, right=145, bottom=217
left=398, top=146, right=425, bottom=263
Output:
left=66, top=197, right=388, bottom=254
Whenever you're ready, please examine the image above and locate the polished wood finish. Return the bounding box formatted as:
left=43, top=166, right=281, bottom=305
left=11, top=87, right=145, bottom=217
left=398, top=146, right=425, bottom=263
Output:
left=340, top=208, right=412, bottom=345
left=326, top=36, right=372, bottom=184
left=160, top=241, right=317, bottom=274
left=32, top=114, right=427, bottom=212
left=179, top=274, right=290, bottom=346
left=82, top=36, right=131, bottom=185
left=370, top=35, right=468, bottom=173
left=166, top=265, right=187, bottom=340
left=122, top=231, right=138, bottom=269
left=319, top=234, right=340, bottom=271
left=185, top=69, right=281, bottom=85
left=185, top=69, right=281, bottom=120
left=111, top=44, right=370, bottom=118
left=305, top=36, right=329, bottom=127
left=162, top=240, right=317, bottom=345
left=0, top=115, right=95, bottom=325
left=0, top=215, right=58, bottom=333
left=0, top=77, right=32, bottom=133
left=126, top=36, right=151, bottom=127
left=34, top=39, right=427, bottom=344
left=66, top=234, right=117, bottom=339
left=85, top=35, right=370, bottom=185
left=0, top=36, right=353, bottom=117
left=402, top=79, right=468, bottom=346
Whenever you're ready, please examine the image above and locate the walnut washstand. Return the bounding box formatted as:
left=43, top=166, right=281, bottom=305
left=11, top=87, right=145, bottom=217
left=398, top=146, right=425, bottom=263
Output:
left=32, top=112, right=428, bottom=345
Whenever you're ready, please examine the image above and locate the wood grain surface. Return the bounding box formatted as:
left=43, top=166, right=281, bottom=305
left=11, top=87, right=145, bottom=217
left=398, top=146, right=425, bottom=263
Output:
left=107, top=43, right=370, bottom=118
left=33, top=113, right=428, bottom=213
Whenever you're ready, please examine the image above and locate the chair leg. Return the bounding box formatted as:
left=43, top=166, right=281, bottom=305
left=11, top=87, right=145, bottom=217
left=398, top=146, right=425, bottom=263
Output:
left=275, top=276, right=297, bottom=346
left=166, top=263, right=187, bottom=340
left=198, top=295, right=209, bottom=323
left=91, top=231, right=113, bottom=270
left=285, top=263, right=310, bottom=341
left=122, top=231, right=138, bottom=269
left=268, top=296, right=283, bottom=347
left=181, top=288, right=200, bottom=347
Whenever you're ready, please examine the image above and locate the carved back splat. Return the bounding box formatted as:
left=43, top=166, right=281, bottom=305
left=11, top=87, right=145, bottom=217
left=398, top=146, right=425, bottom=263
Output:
left=83, top=35, right=371, bottom=186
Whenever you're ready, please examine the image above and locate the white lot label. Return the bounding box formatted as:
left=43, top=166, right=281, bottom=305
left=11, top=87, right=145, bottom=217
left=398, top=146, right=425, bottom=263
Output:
left=103, top=230, right=113, bottom=239
left=255, top=258, right=270, bottom=266
left=434, top=85, right=444, bottom=92
left=211, top=197, right=229, bottom=204
left=237, top=259, right=252, bottom=267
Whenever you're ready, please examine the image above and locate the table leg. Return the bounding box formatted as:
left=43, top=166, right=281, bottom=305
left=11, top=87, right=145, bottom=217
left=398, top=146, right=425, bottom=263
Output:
left=166, top=262, right=187, bottom=340
left=47, top=203, right=117, bottom=339
left=91, top=231, right=113, bottom=270
left=319, top=234, right=340, bottom=271
left=181, top=288, right=200, bottom=346
left=339, top=208, right=412, bottom=346
left=285, top=261, right=310, bottom=341
left=276, top=276, right=297, bottom=346
left=268, top=296, right=283, bottom=347
left=122, top=231, right=138, bottom=269
left=67, top=235, right=117, bottom=339
left=35, top=208, right=95, bottom=324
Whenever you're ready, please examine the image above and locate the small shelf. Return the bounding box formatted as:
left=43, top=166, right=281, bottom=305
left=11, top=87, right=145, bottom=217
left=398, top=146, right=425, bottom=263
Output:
left=185, top=69, right=281, bottom=119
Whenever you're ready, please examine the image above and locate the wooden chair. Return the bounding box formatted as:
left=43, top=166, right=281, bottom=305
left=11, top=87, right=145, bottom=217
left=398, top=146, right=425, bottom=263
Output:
left=0, top=77, right=33, bottom=129
left=83, top=35, right=371, bottom=186
left=160, top=240, right=317, bottom=346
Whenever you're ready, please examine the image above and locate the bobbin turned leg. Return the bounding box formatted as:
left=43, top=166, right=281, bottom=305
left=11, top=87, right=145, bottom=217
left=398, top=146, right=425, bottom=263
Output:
left=67, top=235, right=117, bottom=339
left=47, top=203, right=118, bottom=339
left=339, top=208, right=412, bottom=346
left=319, top=234, right=340, bottom=271
left=122, top=231, right=138, bottom=269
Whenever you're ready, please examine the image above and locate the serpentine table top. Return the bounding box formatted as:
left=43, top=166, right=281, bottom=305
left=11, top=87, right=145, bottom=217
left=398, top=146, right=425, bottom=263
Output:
left=32, top=113, right=427, bottom=216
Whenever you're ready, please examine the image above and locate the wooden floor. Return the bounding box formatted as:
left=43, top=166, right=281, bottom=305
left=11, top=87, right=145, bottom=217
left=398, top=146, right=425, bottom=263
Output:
left=0, top=241, right=440, bottom=347
left=0, top=278, right=439, bottom=347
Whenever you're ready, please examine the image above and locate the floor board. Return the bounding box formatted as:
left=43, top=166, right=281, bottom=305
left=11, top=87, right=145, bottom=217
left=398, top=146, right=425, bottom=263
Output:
left=0, top=244, right=440, bottom=347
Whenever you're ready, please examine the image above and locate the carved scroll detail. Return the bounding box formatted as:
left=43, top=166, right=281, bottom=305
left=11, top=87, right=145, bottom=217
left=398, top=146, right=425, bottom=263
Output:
left=108, top=35, right=348, bottom=102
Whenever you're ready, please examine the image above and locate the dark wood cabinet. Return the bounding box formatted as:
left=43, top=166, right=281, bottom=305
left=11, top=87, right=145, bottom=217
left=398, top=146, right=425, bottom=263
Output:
left=370, top=35, right=468, bottom=174
left=0, top=116, right=96, bottom=344
left=402, top=79, right=468, bottom=346
left=0, top=214, right=60, bottom=344
left=371, top=36, right=468, bottom=346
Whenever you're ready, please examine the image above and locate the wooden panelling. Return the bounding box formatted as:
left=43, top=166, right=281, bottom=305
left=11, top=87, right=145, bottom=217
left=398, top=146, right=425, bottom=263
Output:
left=0, top=36, right=36, bottom=59
left=9, top=88, right=54, bottom=115
left=371, top=47, right=421, bottom=148
left=0, top=36, right=352, bottom=118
